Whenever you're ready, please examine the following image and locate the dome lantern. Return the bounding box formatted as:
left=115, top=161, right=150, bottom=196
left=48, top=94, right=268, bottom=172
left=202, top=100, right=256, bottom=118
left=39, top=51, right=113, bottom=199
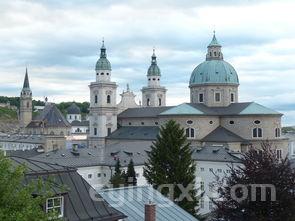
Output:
left=147, top=49, right=161, bottom=76
left=95, top=40, right=111, bottom=71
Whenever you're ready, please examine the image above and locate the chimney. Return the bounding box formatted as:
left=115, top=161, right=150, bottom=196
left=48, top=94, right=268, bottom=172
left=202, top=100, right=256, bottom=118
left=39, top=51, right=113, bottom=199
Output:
left=145, top=202, right=156, bottom=221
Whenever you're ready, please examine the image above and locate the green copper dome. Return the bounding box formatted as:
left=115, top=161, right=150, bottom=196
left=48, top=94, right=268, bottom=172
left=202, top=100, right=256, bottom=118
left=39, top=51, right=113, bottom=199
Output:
left=189, top=33, right=239, bottom=86
left=189, top=60, right=239, bottom=86
left=95, top=41, right=111, bottom=71
left=147, top=50, right=161, bottom=76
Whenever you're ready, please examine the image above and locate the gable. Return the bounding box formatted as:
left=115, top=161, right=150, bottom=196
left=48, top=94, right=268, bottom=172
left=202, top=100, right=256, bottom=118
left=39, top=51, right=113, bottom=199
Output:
left=160, top=103, right=204, bottom=115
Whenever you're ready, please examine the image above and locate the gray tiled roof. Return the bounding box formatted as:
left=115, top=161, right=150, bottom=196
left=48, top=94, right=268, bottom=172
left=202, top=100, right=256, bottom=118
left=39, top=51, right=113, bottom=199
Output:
left=192, top=146, right=242, bottom=163
left=10, top=156, right=126, bottom=221
left=202, top=126, right=247, bottom=142
left=6, top=149, right=43, bottom=158
left=118, top=106, right=172, bottom=118
left=0, top=134, right=45, bottom=144
left=27, top=103, right=70, bottom=128
left=118, top=102, right=281, bottom=119
left=107, top=126, right=159, bottom=140
left=98, top=186, right=199, bottom=221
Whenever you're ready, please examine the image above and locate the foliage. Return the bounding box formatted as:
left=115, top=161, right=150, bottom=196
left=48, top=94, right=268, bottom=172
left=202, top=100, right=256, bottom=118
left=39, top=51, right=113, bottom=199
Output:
left=282, top=126, right=295, bottom=133
left=56, top=101, right=89, bottom=117
left=143, top=120, right=199, bottom=216
left=125, top=159, right=137, bottom=186
left=110, top=160, right=126, bottom=188
left=0, top=107, right=17, bottom=120
left=214, top=142, right=295, bottom=221
left=0, top=151, right=61, bottom=221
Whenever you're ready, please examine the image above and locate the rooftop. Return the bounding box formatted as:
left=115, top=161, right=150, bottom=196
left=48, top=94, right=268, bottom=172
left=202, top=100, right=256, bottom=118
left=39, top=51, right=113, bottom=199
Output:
left=98, top=186, right=199, bottom=221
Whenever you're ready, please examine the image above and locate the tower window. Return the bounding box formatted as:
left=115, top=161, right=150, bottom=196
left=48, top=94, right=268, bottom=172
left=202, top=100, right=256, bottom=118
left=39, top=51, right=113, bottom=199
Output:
left=199, top=93, right=204, bottom=103
left=107, top=95, right=111, bottom=104
left=106, top=73, right=109, bottom=75
left=275, top=128, right=281, bottom=137
left=147, top=98, right=150, bottom=106
left=253, top=128, right=262, bottom=138
left=95, top=95, right=98, bottom=104
left=276, top=149, right=282, bottom=159
left=107, top=128, right=111, bottom=136
left=153, top=78, right=156, bottom=81
left=230, top=93, right=235, bottom=103
left=159, top=98, right=162, bottom=106
left=148, top=78, right=151, bottom=81
left=26, top=101, right=30, bottom=108
left=101, top=72, right=104, bottom=75
left=214, top=52, right=217, bottom=56
left=94, top=128, right=97, bottom=136
left=215, top=92, right=221, bottom=102
left=229, top=120, right=234, bottom=125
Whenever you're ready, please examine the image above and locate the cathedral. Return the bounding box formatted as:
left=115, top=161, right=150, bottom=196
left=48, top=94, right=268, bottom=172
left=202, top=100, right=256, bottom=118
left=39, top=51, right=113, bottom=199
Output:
left=19, top=33, right=288, bottom=157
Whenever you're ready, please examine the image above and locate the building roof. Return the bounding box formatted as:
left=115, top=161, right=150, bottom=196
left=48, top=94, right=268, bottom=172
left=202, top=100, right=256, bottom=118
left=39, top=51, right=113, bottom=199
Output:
left=118, top=106, right=172, bottom=118
left=0, top=134, right=45, bottom=144
left=119, top=102, right=281, bottom=118
left=107, top=126, right=159, bottom=140
left=67, top=103, right=81, bottom=114
left=27, top=103, right=71, bottom=128
left=192, top=146, right=242, bottom=163
left=189, top=60, right=239, bottom=86
left=71, top=120, right=89, bottom=127
left=30, top=148, right=106, bottom=168
left=6, top=149, right=43, bottom=158
left=202, top=126, right=247, bottom=143
left=98, top=186, right=199, bottom=221
left=10, top=156, right=126, bottom=221
left=208, top=32, right=221, bottom=47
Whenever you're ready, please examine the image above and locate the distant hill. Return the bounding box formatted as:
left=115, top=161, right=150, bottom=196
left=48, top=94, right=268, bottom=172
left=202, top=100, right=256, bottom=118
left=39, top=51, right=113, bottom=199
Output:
left=0, top=107, right=19, bottom=133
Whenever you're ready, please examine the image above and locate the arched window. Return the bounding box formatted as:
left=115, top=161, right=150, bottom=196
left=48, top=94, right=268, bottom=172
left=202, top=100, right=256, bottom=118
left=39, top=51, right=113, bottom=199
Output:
left=147, top=98, right=150, bottom=106
left=94, top=128, right=97, bottom=136
left=186, top=128, right=195, bottom=138
left=50, top=131, right=55, bottom=135
left=107, top=95, right=111, bottom=104
left=159, top=98, right=162, bottom=106
left=275, top=128, right=281, bottom=137
left=214, top=51, right=217, bottom=56
left=253, top=128, right=263, bottom=138
left=95, top=95, right=98, bottom=104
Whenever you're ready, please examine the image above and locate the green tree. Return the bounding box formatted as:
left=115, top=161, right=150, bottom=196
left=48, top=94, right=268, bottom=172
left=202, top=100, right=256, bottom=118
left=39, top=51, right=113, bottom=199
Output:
left=0, top=151, right=60, bottom=221
left=214, top=142, right=295, bottom=221
left=125, top=159, right=137, bottom=186
left=110, top=159, right=126, bottom=188
left=144, top=120, right=199, bottom=216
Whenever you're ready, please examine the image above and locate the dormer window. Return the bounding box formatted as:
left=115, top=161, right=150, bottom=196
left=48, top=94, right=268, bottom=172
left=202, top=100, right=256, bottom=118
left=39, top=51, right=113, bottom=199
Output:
left=215, top=92, right=221, bottom=102
left=46, top=196, right=64, bottom=218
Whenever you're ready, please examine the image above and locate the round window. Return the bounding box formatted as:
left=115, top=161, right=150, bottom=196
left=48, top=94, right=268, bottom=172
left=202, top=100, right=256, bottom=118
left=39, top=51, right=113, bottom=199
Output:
left=254, top=120, right=261, bottom=125
left=229, top=120, right=234, bottom=125
left=155, top=122, right=159, bottom=125
left=187, top=120, right=193, bottom=125
left=209, top=121, right=213, bottom=124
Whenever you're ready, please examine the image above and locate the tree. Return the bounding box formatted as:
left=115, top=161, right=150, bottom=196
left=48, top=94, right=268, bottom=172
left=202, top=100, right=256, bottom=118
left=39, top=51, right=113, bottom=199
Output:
left=0, top=151, right=60, bottom=221
left=144, top=120, right=199, bottom=216
left=125, top=159, right=137, bottom=186
left=214, top=142, right=295, bottom=221
left=110, top=159, right=126, bottom=188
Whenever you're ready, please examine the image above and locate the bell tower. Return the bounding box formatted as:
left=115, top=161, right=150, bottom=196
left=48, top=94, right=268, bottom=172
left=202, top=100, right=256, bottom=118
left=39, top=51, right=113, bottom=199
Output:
left=88, top=40, right=118, bottom=148
left=141, top=49, right=167, bottom=107
left=19, top=68, right=32, bottom=130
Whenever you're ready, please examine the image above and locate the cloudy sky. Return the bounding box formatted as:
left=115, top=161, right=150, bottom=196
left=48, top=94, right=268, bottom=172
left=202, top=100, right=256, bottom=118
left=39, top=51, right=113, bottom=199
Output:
left=1, top=0, right=295, bottom=125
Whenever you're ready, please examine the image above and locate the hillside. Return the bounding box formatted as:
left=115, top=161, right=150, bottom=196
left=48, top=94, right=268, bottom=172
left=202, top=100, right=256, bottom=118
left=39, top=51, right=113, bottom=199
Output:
left=0, top=107, right=19, bottom=133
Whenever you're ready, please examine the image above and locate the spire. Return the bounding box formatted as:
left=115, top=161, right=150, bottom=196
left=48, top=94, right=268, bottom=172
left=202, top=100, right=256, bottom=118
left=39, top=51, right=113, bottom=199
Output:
left=151, top=48, right=157, bottom=65
left=23, top=67, right=30, bottom=89
left=100, top=38, right=107, bottom=58
left=126, top=83, right=130, bottom=92
left=208, top=30, right=221, bottom=47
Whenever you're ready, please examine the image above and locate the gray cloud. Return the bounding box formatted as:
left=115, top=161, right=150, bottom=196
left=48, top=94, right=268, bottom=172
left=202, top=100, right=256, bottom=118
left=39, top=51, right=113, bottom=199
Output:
left=0, top=0, right=295, bottom=125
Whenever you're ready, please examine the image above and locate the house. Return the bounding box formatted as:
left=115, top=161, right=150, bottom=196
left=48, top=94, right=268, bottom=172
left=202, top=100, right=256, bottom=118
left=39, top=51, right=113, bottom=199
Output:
left=9, top=156, right=126, bottom=221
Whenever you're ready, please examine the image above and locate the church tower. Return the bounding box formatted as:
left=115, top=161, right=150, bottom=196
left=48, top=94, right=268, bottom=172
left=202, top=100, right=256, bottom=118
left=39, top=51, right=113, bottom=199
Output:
left=19, top=68, right=32, bottom=130
left=141, top=49, right=167, bottom=107
left=88, top=41, right=118, bottom=148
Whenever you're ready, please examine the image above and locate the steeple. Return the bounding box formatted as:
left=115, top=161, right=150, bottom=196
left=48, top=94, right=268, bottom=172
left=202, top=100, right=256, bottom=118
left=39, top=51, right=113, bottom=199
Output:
left=23, top=67, right=30, bottom=89
left=147, top=49, right=161, bottom=76
left=95, top=39, right=111, bottom=71
left=206, top=31, right=223, bottom=61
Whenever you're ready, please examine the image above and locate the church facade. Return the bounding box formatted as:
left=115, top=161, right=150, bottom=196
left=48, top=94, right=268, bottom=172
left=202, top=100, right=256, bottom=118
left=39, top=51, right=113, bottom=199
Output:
left=89, top=34, right=288, bottom=157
